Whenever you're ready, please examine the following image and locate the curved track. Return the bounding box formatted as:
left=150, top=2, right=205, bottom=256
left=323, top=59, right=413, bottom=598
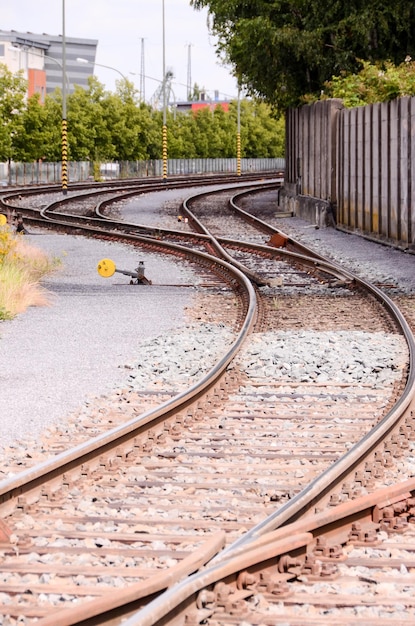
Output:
left=0, top=175, right=414, bottom=624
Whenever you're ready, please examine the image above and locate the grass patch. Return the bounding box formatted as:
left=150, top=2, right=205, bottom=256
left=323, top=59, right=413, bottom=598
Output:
left=0, top=228, right=60, bottom=320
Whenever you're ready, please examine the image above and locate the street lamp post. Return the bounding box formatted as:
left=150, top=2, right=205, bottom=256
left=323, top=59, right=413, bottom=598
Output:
left=76, top=57, right=127, bottom=81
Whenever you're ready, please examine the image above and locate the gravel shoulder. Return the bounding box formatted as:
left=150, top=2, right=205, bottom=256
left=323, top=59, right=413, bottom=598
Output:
left=0, top=229, right=196, bottom=447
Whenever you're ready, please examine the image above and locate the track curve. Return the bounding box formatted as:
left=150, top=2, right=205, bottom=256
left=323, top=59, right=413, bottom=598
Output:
left=0, top=176, right=414, bottom=624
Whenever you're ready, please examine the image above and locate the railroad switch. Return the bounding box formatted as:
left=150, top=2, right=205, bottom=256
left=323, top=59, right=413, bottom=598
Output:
left=408, top=506, right=415, bottom=524
left=341, top=480, right=364, bottom=499
left=196, top=589, right=216, bottom=611
left=353, top=470, right=375, bottom=490
left=220, top=592, right=253, bottom=616
left=328, top=492, right=346, bottom=506
left=278, top=554, right=302, bottom=574
left=279, top=552, right=339, bottom=581
left=388, top=439, right=404, bottom=457
left=97, top=258, right=152, bottom=285
left=184, top=607, right=213, bottom=625
left=379, top=513, right=408, bottom=533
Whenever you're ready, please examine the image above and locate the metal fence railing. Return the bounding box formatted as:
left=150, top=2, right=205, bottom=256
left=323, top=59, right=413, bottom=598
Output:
left=0, top=158, right=285, bottom=187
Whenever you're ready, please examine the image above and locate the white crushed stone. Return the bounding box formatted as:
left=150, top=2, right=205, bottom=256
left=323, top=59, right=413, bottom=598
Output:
left=234, top=330, right=408, bottom=388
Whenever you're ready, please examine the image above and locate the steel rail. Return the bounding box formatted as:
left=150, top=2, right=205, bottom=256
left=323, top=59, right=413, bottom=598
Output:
left=194, top=190, right=415, bottom=550
left=2, top=188, right=410, bottom=525
left=0, top=178, right=283, bottom=245
left=229, top=185, right=333, bottom=261
left=0, top=226, right=257, bottom=513
left=121, top=478, right=415, bottom=626
left=0, top=171, right=281, bottom=214
left=36, top=532, right=227, bottom=626
left=213, top=245, right=415, bottom=554
left=180, top=185, right=284, bottom=286
left=1, top=183, right=413, bottom=624
left=109, top=188, right=415, bottom=625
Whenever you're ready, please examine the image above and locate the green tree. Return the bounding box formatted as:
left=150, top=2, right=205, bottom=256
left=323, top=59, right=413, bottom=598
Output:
left=191, top=0, right=415, bottom=111
left=67, top=78, right=114, bottom=161
left=168, top=99, right=284, bottom=159
left=41, top=95, right=62, bottom=161
left=0, top=64, right=26, bottom=162
left=1, top=69, right=284, bottom=163
left=168, top=112, right=192, bottom=158
left=210, top=105, right=235, bottom=157
left=319, top=58, right=415, bottom=107
left=105, top=82, right=159, bottom=161
left=12, top=93, right=49, bottom=161
left=234, top=100, right=285, bottom=157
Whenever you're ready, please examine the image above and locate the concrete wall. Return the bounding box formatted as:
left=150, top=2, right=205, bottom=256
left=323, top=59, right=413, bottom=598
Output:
left=280, top=99, right=343, bottom=227
left=281, top=97, right=415, bottom=249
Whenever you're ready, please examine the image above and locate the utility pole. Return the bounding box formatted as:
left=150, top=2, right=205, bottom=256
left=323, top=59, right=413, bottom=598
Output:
left=186, top=43, right=193, bottom=100
left=140, top=37, right=145, bottom=102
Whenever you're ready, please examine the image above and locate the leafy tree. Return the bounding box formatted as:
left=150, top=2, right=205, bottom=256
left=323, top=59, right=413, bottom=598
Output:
left=68, top=78, right=115, bottom=161
left=191, top=0, right=415, bottom=111
left=234, top=100, right=285, bottom=157
left=1, top=69, right=284, bottom=163
left=210, top=105, right=235, bottom=157
left=40, top=95, right=62, bottom=161
left=0, top=64, right=27, bottom=162
left=317, top=57, right=415, bottom=107
left=168, top=112, right=192, bottom=158
left=12, top=93, right=49, bottom=161
left=191, top=107, right=215, bottom=157
left=105, top=83, right=159, bottom=161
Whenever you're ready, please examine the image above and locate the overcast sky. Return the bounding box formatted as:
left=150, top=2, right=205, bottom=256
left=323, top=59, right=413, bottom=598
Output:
left=2, top=0, right=238, bottom=102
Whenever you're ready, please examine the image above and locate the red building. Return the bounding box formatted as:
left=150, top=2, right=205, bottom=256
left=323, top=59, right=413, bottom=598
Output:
left=176, top=92, right=231, bottom=113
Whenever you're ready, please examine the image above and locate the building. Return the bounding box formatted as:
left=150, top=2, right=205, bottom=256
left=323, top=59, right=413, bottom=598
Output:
left=0, top=29, right=97, bottom=101
left=176, top=91, right=230, bottom=113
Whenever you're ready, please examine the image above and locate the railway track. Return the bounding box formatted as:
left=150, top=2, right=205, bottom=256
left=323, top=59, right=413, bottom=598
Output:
left=0, top=176, right=414, bottom=624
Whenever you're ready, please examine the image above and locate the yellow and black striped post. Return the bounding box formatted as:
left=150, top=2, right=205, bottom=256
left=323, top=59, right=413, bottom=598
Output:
left=61, top=118, right=68, bottom=195
left=162, top=124, right=168, bottom=181
left=61, top=0, right=68, bottom=195
left=236, top=131, right=241, bottom=177
left=236, top=86, right=241, bottom=176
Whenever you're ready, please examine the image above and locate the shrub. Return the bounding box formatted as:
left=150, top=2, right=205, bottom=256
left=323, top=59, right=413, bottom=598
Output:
left=0, top=226, right=60, bottom=319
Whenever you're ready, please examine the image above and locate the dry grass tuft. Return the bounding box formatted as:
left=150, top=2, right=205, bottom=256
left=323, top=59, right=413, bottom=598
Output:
left=0, top=230, right=60, bottom=320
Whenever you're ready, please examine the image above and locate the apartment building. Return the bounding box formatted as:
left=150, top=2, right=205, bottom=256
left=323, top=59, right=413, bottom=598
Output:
left=0, top=29, right=98, bottom=101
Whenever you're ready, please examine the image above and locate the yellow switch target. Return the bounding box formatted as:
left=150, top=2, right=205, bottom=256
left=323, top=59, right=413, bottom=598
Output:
left=97, top=258, right=116, bottom=278
left=0, top=214, right=7, bottom=226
